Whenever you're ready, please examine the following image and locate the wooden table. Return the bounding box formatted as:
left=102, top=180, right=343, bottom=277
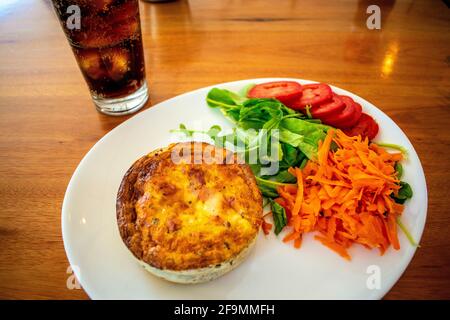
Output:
left=0, top=0, right=449, bottom=300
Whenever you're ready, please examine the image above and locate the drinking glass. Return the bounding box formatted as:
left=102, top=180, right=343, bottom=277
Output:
left=52, top=0, right=148, bottom=115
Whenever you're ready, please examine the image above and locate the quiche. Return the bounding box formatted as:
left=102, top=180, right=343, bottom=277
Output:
left=116, top=142, right=263, bottom=283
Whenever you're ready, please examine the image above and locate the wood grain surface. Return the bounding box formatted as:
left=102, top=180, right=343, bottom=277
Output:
left=0, top=0, right=449, bottom=299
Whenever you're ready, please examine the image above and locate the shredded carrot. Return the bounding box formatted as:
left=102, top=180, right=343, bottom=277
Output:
left=315, top=235, right=351, bottom=260
left=283, top=231, right=300, bottom=243
left=277, top=129, right=405, bottom=259
left=294, top=235, right=303, bottom=249
left=262, top=220, right=272, bottom=235
left=277, top=186, right=295, bottom=208
left=291, top=168, right=303, bottom=216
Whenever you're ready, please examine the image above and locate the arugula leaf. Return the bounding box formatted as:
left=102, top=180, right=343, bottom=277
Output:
left=239, top=99, right=287, bottom=130
left=207, top=88, right=246, bottom=107
left=258, top=183, right=279, bottom=198
left=249, top=163, right=261, bottom=176
left=279, top=129, right=318, bottom=161
left=398, top=181, right=413, bottom=198
left=391, top=181, right=413, bottom=204
left=242, top=98, right=298, bottom=117
left=281, top=143, right=299, bottom=165
left=255, top=176, right=295, bottom=198
left=206, top=88, right=244, bottom=122
left=279, top=118, right=330, bottom=160
left=277, top=143, right=305, bottom=171
left=270, top=199, right=288, bottom=235
left=262, top=170, right=297, bottom=184
left=282, top=116, right=330, bottom=131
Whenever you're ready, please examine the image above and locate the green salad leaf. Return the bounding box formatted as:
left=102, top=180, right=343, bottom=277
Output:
left=278, top=143, right=305, bottom=170
left=262, top=170, right=297, bottom=184
left=395, top=162, right=403, bottom=179
left=206, top=88, right=245, bottom=122
left=391, top=181, right=413, bottom=204
left=255, top=176, right=295, bottom=198
left=270, top=199, right=288, bottom=235
left=207, top=88, right=246, bottom=108
left=279, top=129, right=319, bottom=161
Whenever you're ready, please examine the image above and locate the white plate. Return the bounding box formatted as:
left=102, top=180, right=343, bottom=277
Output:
left=62, top=78, right=427, bottom=300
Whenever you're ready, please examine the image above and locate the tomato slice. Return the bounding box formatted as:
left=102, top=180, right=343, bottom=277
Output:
left=311, top=93, right=345, bottom=119
left=346, top=102, right=363, bottom=127
left=322, top=95, right=362, bottom=128
left=248, top=81, right=303, bottom=104
left=344, top=113, right=379, bottom=140
left=322, top=96, right=357, bottom=129
left=369, top=118, right=379, bottom=140
left=287, top=83, right=332, bottom=109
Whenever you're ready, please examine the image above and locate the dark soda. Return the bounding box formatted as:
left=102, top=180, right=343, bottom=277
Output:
left=52, top=0, right=146, bottom=99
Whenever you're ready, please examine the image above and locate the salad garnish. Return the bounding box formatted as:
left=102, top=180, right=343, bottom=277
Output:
left=173, top=81, right=417, bottom=258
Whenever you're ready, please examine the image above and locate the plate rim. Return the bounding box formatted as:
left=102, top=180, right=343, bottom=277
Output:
left=61, top=77, right=428, bottom=300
